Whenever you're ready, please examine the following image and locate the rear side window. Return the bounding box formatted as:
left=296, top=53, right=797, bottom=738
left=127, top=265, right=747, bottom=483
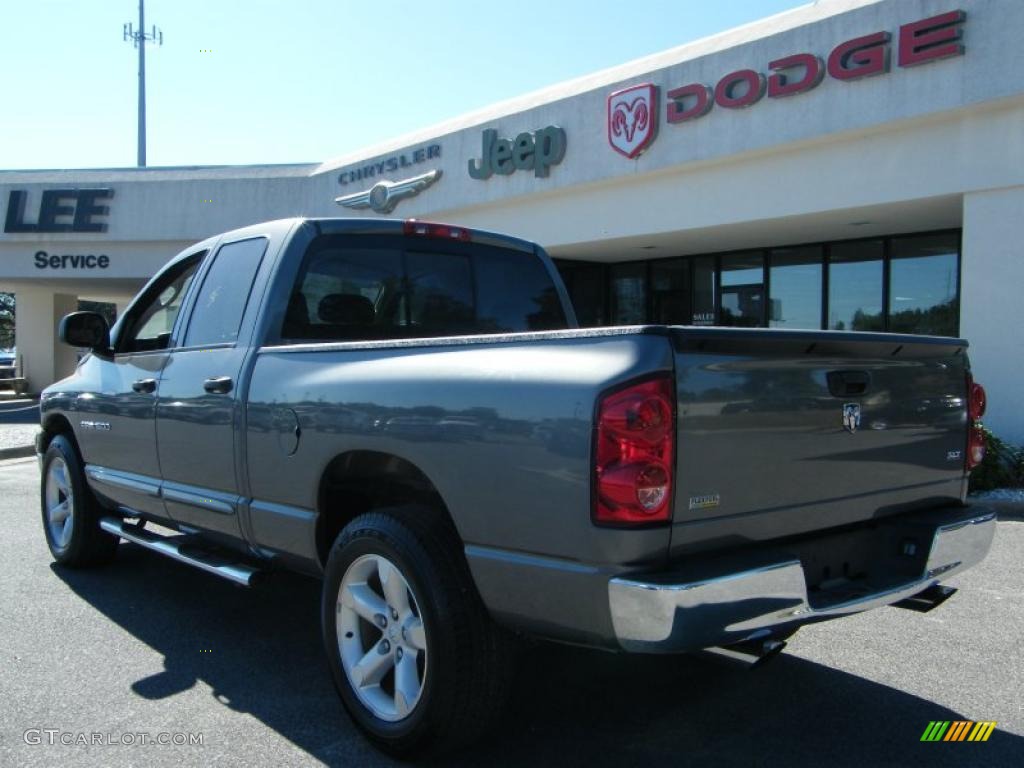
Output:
left=184, top=238, right=268, bottom=347
left=281, top=236, right=567, bottom=342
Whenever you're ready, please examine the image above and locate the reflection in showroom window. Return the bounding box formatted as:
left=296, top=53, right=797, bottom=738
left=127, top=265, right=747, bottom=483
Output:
left=888, top=233, right=959, bottom=337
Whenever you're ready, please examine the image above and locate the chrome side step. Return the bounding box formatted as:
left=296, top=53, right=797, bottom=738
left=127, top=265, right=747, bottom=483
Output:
left=100, top=516, right=260, bottom=587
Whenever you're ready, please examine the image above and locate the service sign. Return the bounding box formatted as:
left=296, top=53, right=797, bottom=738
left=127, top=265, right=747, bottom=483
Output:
left=0, top=241, right=173, bottom=278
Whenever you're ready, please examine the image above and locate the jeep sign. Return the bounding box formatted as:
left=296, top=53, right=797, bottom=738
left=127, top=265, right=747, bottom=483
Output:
left=468, top=126, right=567, bottom=180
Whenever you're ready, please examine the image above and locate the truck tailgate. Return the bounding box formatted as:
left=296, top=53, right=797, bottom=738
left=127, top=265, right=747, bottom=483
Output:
left=668, top=328, right=970, bottom=557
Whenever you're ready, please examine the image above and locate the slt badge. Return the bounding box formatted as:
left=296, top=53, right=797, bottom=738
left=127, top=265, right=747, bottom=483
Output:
left=335, top=169, right=442, bottom=214
left=842, top=403, right=861, bottom=434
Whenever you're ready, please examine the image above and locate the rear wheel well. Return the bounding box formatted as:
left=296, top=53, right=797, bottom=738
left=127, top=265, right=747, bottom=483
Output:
left=315, top=451, right=456, bottom=568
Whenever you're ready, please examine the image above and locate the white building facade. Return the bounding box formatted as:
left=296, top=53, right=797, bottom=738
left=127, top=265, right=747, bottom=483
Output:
left=1, top=0, right=1022, bottom=440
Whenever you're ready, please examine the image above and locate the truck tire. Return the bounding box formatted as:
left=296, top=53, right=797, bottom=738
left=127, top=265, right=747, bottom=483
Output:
left=321, top=506, right=515, bottom=756
left=41, top=434, right=119, bottom=567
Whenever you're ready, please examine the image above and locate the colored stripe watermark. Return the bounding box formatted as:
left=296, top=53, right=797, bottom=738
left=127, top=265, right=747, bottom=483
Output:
left=920, top=721, right=997, bottom=742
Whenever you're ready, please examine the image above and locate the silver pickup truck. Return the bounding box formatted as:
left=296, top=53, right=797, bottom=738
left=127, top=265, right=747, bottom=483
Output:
left=38, top=217, right=996, bottom=755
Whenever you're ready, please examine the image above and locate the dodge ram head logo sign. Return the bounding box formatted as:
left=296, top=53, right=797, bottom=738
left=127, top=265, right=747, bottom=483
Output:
left=608, top=83, right=658, bottom=159
left=843, top=403, right=862, bottom=434
left=604, top=11, right=965, bottom=157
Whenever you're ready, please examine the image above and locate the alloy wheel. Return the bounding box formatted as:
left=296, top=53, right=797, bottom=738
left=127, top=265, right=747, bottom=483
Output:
left=336, top=554, right=428, bottom=722
left=45, top=456, right=74, bottom=550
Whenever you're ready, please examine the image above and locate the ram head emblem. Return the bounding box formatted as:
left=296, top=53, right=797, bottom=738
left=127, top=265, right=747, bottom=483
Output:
left=607, top=83, right=659, bottom=159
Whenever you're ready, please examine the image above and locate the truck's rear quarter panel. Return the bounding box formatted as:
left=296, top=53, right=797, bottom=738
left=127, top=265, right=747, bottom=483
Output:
left=245, top=330, right=674, bottom=564
left=245, top=330, right=679, bottom=645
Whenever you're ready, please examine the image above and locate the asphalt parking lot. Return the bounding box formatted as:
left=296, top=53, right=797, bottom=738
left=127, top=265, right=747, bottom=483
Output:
left=0, top=455, right=1021, bottom=767
left=0, top=399, right=40, bottom=458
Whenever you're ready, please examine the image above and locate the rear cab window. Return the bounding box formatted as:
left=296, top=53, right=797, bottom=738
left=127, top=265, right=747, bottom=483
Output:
left=278, top=235, right=567, bottom=343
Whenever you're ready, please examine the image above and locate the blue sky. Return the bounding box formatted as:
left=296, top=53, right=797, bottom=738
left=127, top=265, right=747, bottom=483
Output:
left=3, top=0, right=808, bottom=170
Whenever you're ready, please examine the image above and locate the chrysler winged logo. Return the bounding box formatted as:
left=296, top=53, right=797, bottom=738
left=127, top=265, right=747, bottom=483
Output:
left=335, top=169, right=442, bottom=214
left=608, top=83, right=658, bottom=159
left=842, top=403, right=862, bottom=434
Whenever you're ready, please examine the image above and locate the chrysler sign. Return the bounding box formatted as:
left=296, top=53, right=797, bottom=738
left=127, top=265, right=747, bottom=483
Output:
left=608, top=10, right=967, bottom=157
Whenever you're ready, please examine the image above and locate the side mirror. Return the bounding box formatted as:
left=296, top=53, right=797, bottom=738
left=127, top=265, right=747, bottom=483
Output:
left=59, top=311, right=111, bottom=353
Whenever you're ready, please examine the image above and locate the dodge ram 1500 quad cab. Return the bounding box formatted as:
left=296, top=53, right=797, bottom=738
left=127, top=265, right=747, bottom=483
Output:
left=38, top=218, right=996, bottom=755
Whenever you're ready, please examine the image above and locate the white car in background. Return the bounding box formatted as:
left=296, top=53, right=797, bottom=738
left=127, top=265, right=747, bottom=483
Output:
left=0, top=348, right=27, bottom=395
left=0, top=348, right=16, bottom=377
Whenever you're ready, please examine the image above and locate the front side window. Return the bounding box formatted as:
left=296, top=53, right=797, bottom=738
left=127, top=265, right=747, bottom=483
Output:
left=118, top=255, right=202, bottom=353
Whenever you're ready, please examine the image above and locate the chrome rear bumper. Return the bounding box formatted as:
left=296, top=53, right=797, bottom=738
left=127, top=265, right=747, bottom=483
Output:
left=609, top=507, right=997, bottom=653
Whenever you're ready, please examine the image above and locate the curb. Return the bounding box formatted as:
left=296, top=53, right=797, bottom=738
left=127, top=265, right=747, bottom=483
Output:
left=0, top=445, right=35, bottom=461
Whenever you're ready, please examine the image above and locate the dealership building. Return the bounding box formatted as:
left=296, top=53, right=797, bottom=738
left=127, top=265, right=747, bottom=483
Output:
left=1, top=0, right=1022, bottom=441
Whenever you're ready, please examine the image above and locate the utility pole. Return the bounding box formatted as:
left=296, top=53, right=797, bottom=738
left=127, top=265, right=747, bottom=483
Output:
left=123, top=1, right=163, bottom=167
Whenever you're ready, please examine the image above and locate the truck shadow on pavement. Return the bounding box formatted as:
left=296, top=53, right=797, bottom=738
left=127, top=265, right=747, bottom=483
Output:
left=54, top=543, right=1022, bottom=768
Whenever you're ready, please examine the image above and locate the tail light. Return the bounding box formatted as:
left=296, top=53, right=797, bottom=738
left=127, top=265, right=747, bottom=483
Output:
left=967, top=374, right=987, bottom=421
left=965, top=372, right=987, bottom=470
left=403, top=219, right=471, bottom=241
left=594, top=376, right=675, bottom=525
left=967, top=425, right=986, bottom=470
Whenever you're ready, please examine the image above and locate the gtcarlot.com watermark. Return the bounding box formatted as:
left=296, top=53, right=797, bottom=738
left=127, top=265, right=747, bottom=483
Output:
left=24, top=729, right=203, bottom=747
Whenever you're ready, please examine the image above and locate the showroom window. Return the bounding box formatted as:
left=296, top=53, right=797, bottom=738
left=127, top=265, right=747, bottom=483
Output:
left=609, top=262, right=648, bottom=325
left=557, top=262, right=606, bottom=327
left=888, top=233, right=959, bottom=337
left=720, top=252, right=765, bottom=327
left=769, top=246, right=823, bottom=330
left=553, top=229, right=961, bottom=337
left=692, top=256, right=716, bottom=326
left=651, top=258, right=691, bottom=325
left=828, top=240, right=885, bottom=332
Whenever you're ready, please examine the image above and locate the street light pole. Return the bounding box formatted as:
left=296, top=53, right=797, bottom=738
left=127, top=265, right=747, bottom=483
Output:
left=123, top=1, right=163, bottom=167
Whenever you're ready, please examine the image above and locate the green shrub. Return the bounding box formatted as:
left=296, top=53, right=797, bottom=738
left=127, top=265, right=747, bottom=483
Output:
left=969, top=427, right=1024, bottom=492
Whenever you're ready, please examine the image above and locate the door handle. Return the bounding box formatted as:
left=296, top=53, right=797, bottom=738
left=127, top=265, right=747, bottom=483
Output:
left=827, top=370, right=871, bottom=397
left=132, top=378, right=157, bottom=394
left=203, top=376, right=234, bottom=395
